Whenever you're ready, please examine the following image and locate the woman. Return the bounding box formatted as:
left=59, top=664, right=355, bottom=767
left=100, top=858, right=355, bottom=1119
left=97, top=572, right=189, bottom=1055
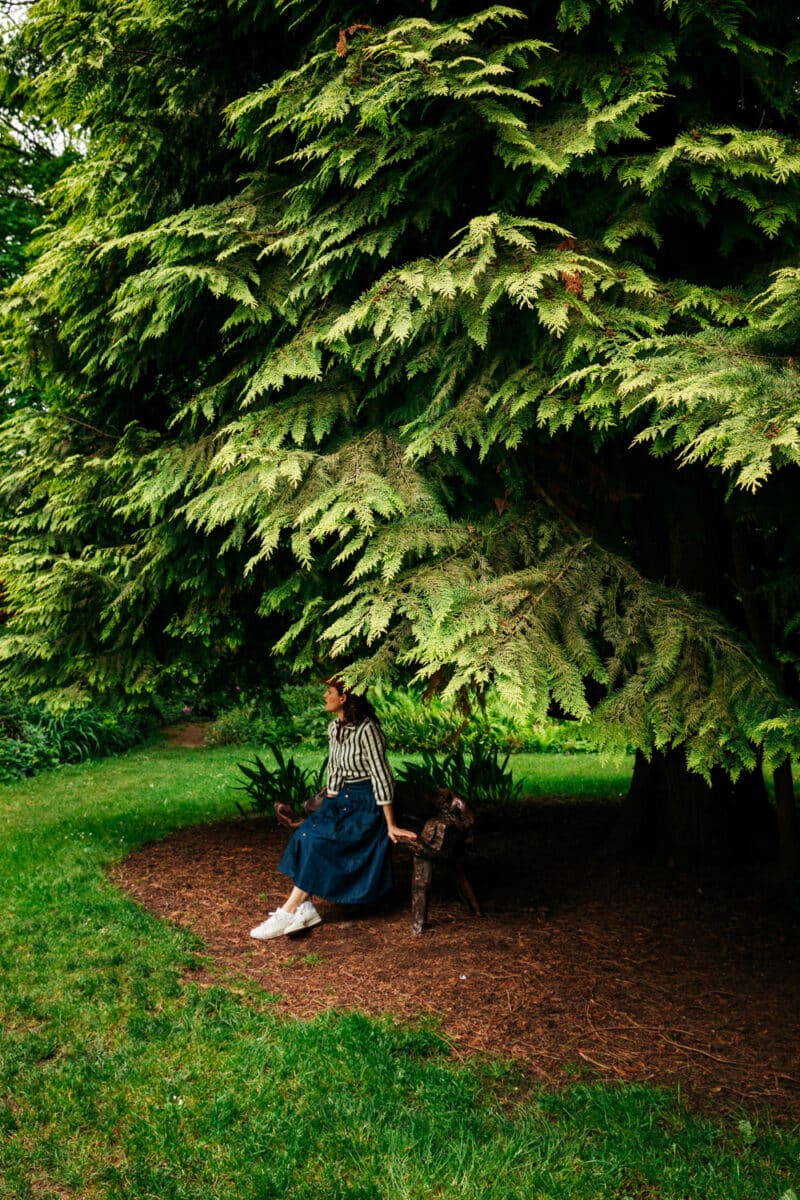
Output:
left=250, top=679, right=416, bottom=940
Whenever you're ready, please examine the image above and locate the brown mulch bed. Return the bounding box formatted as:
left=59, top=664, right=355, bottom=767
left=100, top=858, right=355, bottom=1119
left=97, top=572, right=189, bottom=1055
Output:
left=110, top=799, right=800, bottom=1120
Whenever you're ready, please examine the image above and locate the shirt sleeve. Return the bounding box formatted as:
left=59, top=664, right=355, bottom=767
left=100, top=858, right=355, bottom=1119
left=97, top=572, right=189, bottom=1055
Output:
left=326, top=721, right=342, bottom=796
left=359, top=721, right=394, bottom=806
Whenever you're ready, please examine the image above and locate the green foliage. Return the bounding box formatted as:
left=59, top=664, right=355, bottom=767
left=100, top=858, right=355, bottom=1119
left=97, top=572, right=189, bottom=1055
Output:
left=233, top=743, right=326, bottom=816
left=0, top=22, right=78, bottom=421
left=0, top=727, right=58, bottom=781
left=206, top=683, right=330, bottom=748
left=379, top=691, right=474, bottom=752
left=273, top=682, right=331, bottom=746
left=206, top=684, right=595, bottom=754
left=0, top=693, right=152, bottom=783
left=397, top=742, right=525, bottom=804
left=0, top=132, right=71, bottom=294
left=378, top=688, right=595, bottom=754
left=37, top=705, right=151, bottom=764
left=204, top=702, right=261, bottom=748
left=1, top=0, right=799, bottom=786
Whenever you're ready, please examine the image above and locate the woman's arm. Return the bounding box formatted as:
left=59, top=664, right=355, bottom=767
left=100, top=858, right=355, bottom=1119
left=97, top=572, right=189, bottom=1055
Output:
left=359, top=722, right=416, bottom=841
left=381, top=802, right=417, bottom=844
left=359, top=721, right=395, bottom=806
left=326, top=721, right=341, bottom=796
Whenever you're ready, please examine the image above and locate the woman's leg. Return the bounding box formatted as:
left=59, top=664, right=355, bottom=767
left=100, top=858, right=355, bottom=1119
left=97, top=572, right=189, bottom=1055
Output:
left=281, top=885, right=310, bottom=914
left=250, top=884, right=315, bottom=940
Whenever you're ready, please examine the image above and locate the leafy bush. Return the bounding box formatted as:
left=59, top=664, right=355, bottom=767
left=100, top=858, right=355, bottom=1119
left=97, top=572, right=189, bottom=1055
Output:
left=206, top=684, right=598, bottom=756
left=377, top=688, right=596, bottom=755
left=0, top=694, right=154, bottom=783
left=396, top=743, right=524, bottom=805
left=502, top=720, right=597, bottom=755
left=207, top=684, right=329, bottom=749
left=276, top=683, right=329, bottom=746
left=378, top=693, right=468, bottom=752
left=0, top=693, right=29, bottom=741
left=204, top=704, right=259, bottom=748
left=38, top=707, right=150, bottom=763
left=234, top=744, right=327, bottom=817
left=0, top=729, right=59, bottom=781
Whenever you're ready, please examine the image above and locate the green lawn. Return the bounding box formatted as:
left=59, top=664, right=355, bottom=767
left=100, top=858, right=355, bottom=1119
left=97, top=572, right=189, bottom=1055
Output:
left=504, top=750, right=632, bottom=799
left=0, top=743, right=797, bottom=1200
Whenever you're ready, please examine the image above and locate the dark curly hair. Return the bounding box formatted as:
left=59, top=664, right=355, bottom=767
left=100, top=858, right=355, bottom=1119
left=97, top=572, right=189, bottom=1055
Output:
left=329, top=678, right=379, bottom=728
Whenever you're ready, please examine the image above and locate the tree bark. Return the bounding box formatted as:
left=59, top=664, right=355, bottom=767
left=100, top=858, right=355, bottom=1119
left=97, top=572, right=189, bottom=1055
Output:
left=730, top=519, right=798, bottom=883
left=773, top=757, right=798, bottom=882
left=612, top=747, right=776, bottom=867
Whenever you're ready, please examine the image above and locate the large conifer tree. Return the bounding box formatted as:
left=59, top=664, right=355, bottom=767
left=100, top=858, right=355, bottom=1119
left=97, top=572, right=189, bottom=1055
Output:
left=2, top=0, right=799, bottom=857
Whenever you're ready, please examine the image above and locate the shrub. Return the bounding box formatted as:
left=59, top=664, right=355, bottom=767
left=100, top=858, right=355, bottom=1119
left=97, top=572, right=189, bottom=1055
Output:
left=37, top=707, right=152, bottom=762
left=499, top=719, right=597, bottom=755
left=275, top=683, right=329, bottom=746
left=207, top=684, right=329, bottom=749
left=0, top=694, right=154, bottom=783
left=378, top=692, right=467, bottom=752
left=0, top=728, right=59, bottom=782
left=207, top=684, right=599, bottom=755
left=204, top=704, right=259, bottom=747
left=377, top=687, right=597, bottom=755
left=0, top=693, right=29, bottom=741
left=234, top=744, right=327, bottom=817
left=396, top=743, right=524, bottom=805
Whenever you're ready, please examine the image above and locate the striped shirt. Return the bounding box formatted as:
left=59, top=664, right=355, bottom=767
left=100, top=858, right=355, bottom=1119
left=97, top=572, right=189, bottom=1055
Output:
left=327, top=718, right=394, bottom=806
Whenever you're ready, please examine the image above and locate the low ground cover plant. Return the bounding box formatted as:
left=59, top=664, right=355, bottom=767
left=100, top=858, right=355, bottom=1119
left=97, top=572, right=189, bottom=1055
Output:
left=378, top=690, right=598, bottom=755
left=234, top=743, right=326, bottom=816
left=234, top=740, right=523, bottom=813
left=396, top=742, right=525, bottom=804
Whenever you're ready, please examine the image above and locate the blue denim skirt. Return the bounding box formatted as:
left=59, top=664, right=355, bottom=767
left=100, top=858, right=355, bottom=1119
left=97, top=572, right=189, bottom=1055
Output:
left=278, top=781, right=394, bottom=904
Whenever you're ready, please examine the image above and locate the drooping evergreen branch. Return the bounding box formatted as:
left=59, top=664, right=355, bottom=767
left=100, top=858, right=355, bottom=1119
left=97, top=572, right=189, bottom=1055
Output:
left=1, top=0, right=799, bottom=776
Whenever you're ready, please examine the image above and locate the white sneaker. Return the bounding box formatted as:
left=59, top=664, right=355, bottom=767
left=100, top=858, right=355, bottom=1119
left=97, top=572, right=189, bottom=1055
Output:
left=250, top=909, right=297, bottom=940
left=286, top=901, right=322, bottom=933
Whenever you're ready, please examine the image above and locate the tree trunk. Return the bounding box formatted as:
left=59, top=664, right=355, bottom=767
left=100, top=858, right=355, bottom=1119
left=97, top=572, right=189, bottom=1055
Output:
left=611, top=747, right=776, bottom=867
left=730, top=520, right=799, bottom=884
left=773, top=757, right=798, bottom=882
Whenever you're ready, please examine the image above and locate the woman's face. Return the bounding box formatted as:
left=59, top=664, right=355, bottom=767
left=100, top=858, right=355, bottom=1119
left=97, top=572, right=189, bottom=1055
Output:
left=324, top=684, right=346, bottom=716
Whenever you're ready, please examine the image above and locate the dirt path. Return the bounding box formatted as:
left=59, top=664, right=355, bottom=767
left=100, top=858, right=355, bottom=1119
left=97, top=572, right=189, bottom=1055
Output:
left=111, top=800, right=800, bottom=1120
left=162, top=721, right=213, bottom=748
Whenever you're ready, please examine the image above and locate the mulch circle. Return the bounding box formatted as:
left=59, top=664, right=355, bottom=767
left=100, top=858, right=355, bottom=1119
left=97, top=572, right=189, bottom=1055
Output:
left=110, top=798, right=800, bottom=1121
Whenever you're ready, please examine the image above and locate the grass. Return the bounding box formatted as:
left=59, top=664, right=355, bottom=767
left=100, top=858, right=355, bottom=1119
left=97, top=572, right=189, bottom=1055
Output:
left=0, top=742, right=798, bottom=1199
left=506, top=750, right=632, bottom=800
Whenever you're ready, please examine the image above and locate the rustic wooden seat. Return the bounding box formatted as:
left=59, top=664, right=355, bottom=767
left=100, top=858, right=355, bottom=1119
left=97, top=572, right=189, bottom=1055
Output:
left=275, top=784, right=480, bottom=934
left=393, top=784, right=480, bottom=933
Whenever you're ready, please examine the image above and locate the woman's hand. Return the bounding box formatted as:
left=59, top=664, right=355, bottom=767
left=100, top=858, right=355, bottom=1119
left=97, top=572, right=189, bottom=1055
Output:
left=381, top=803, right=417, bottom=844
left=386, top=825, right=417, bottom=844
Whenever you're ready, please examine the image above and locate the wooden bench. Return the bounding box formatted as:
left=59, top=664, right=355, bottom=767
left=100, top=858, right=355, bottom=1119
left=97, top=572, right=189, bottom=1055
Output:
left=275, top=785, right=480, bottom=934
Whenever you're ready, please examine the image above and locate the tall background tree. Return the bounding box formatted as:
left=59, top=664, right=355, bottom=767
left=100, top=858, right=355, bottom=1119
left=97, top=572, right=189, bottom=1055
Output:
left=0, top=0, right=76, bottom=404
left=0, top=0, right=76, bottom=638
left=1, top=0, right=799, bottom=865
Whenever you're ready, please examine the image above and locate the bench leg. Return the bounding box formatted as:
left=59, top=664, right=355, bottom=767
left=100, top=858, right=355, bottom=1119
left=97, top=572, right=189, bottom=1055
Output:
left=411, top=857, right=433, bottom=934
left=453, top=864, right=481, bottom=917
